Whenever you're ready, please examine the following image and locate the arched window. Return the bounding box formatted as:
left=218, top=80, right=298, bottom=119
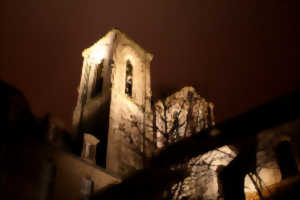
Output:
left=125, top=60, right=133, bottom=97
left=81, top=133, right=99, bottom=163
left=81, top=65, right=91, bottom=106
left=91, top=60, right=104, bottom=97
left=82, top=143, right=97, bottom=161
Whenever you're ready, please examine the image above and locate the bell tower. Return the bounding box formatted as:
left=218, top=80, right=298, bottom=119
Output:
left=73, top=29, right=153, bottom=176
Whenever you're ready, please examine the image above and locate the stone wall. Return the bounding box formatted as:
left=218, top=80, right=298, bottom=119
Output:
left=53, top=148, right=120, bottom=200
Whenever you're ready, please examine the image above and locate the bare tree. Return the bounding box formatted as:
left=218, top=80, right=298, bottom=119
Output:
left=118, top=89, right=216, bottom=199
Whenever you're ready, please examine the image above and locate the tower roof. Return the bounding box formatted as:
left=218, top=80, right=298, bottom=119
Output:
left=82, top=29, right=153, bottom=63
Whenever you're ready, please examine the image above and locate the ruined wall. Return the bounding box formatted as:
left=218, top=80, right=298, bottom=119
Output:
left=153, top=86, right=223, bottom=199
left=154, top=87, right=214, bottom=148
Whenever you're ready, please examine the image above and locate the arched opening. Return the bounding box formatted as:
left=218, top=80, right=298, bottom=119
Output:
left=125, top=60, right=133, bottom=97
left=81, top=133, right=99, bottom=163
left=91, top=60, right=104, bottom=98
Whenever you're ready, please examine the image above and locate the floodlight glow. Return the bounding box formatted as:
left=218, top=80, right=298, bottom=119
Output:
left=90, top=45, right=108, bottom=62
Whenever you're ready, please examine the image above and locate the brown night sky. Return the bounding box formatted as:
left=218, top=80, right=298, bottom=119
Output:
left=0, top=1, right=299, bottom=130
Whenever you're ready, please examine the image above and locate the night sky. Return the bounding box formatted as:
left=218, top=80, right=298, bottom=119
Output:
left=0, top=1, right=299, bottom=130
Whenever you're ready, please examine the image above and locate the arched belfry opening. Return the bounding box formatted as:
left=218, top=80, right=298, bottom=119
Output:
left=125, top=60, right=133, bottom=97
left=91, top=60, right=104, bottom=98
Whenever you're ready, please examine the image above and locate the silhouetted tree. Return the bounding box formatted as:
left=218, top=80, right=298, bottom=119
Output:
left=119, top=90, right=216, bottom=199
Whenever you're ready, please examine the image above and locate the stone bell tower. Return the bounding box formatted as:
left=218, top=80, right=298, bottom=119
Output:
left=73, top=29, right=153, bottom=176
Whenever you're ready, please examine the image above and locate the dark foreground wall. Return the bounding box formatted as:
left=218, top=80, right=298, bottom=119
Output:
left=1, top=142, right=120, bottom=200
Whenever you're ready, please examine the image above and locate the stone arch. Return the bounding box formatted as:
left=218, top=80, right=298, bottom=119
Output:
left=125, top=60, right=133, bottom=97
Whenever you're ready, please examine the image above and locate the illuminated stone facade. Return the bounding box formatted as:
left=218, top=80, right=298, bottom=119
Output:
left=73, top=29, right=153, bottom=177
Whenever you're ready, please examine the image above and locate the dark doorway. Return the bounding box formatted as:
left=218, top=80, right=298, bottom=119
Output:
left=275, top=141, right=299, bottom=180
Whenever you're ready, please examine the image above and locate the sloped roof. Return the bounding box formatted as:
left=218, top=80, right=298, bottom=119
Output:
left=82, top=29, right=153, bottom=62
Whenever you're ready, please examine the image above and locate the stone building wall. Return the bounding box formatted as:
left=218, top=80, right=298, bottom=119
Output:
left=106, top=30, right=153, bottom=177
left=72, top=31, right=118, bottom=167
